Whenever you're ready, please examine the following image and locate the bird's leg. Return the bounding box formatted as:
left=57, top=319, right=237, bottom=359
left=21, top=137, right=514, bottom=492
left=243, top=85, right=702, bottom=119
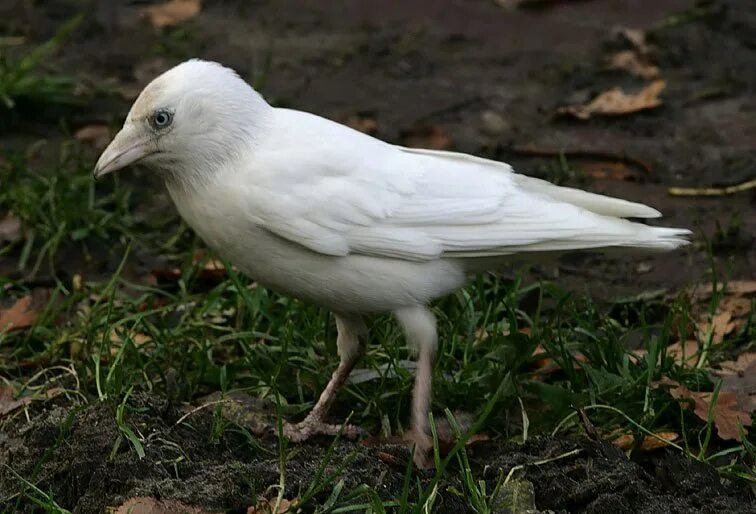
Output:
left=283, top=314, right=366, bottom=441
left=394, top=306, right=437, bottom=469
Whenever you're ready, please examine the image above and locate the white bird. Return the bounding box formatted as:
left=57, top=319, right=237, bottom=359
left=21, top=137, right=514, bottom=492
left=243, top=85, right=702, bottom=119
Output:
left=95, top=59, right=690, bottom=467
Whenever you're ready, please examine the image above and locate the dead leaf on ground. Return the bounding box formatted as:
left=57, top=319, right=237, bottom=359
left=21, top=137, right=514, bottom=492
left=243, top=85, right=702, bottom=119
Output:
left=401, top=125, right=452, bottom=150
left=531, top=344, right=587, bottom=378
left=631, top=340, right=700, bottom=367
left=693, top=280, right=756, bottom=299
left=615, top=27, right=652, bottom=54
left=0, top=386, right=32, bottom=417
left=558, top=80, right=666, bottom=120
left=666, top=340, right=700, bottom=367
left=247, top=497, right=296, bottom=514
left=613, top=431, right=679, bottom=451
left=688, top=282, right=754, bottom=345
left=140, top=0, right=201, bottom=29
left=713, top=353, right=756, bottom=414
left=75, top=124, right=111, bottom=150
left=653, top=377, right=752, bottom=441
left=0, top=296, right=38, bottom=331
left=338, top=114, right=378, bottom=135
left=113, top=497, right=216, bottom=514
left=606, top=50, right=659, bottom=79
left=109, top=329, right=152, bottom=355
left=0, top=212, right=22, bottom=244
left=151, top=250, right=231, bottom=283
left=579, top=160, right=637, bottom=181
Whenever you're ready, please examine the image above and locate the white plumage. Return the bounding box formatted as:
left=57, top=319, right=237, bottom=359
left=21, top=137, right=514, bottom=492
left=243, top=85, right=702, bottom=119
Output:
left=95, top=59, right=690, bottom=467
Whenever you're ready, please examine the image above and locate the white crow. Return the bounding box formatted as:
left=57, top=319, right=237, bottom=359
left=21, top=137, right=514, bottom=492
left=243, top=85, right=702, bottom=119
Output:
left=95, top=59, right=690, bottom=467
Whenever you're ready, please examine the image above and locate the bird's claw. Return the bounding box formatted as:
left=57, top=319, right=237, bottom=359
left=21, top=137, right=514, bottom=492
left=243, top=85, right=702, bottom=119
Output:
left=281, top=418, right=366, bottom=442
left=405, top=429, right=434, bottom=469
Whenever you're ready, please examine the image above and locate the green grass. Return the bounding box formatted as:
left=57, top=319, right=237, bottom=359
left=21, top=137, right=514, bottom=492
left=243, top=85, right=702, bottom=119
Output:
left=0, top=16, right=82, bottom=111
left=1, top=146, right=754, bottom=512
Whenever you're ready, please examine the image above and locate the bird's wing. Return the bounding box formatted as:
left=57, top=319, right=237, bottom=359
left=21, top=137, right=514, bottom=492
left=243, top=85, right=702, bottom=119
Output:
left=238, top=109, right=688, bottom=261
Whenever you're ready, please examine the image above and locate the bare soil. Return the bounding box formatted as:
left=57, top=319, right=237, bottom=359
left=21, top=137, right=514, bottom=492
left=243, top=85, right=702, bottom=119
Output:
left=1, top=393, right=754, bottom=513
left=1, top=0, right=755, bottom=512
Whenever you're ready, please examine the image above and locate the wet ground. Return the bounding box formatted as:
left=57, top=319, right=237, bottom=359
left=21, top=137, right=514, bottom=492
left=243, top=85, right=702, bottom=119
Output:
left=1, top=0, right=755, bottom=511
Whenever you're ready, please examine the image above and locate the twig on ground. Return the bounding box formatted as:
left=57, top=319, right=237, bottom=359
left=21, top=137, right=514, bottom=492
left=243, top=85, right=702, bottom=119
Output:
left=668, top=178, right=756, bottom=197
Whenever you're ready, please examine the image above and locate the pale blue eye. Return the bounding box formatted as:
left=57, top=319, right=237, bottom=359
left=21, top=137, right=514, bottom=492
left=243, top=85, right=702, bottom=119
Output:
left=151, top=110, right=173, bottom=129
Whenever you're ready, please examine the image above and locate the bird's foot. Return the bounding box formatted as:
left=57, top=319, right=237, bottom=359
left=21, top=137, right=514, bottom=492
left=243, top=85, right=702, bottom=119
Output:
left=405, top=429, right=434, bottom=469
left=282, top=416, right=365, bottom=442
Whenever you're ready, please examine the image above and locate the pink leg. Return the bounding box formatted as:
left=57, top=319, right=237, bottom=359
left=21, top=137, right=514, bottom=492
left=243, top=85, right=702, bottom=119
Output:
left=283, top=314, right=366, bottom=441
left=394, top=306, right=437, bottom=468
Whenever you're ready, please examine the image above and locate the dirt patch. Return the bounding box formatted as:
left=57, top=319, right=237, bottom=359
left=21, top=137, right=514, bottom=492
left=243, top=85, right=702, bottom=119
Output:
left=1, top=393, right=752, bottom=513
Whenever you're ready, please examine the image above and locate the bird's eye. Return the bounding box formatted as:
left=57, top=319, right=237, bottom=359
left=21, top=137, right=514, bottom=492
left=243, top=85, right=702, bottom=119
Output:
left=150, top=110, right=173, bottom=129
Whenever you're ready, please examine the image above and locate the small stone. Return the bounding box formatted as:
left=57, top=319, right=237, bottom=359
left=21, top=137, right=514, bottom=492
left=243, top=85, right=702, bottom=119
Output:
left=480, top=110, right=510, bottom=136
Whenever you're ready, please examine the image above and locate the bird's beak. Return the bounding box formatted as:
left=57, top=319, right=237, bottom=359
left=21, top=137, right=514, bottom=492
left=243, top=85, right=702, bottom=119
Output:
left=93, top=127, right=153, bottom=179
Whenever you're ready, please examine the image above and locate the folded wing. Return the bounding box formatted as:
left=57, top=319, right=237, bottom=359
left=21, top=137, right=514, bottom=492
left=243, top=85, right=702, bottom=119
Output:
left=240, top=109, right=690, bottom=262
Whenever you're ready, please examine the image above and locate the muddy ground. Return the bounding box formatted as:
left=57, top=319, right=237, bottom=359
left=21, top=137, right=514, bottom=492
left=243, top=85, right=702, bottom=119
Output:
left=1, top=0, right=755, bottom=512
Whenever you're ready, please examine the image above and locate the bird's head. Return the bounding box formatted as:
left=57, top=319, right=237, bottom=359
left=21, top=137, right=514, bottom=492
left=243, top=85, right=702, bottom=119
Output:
left=94, top=59, right=270, bottom=185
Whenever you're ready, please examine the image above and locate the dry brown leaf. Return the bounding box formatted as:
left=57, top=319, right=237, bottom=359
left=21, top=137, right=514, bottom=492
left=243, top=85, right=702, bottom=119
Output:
left=110, top=330, right=152, bottom=346
left=558, top=80, right=666, bottom=120
left=632, top=340, right=699, bottom=367
left=694, top=280, right=756, bottom=299
left=716, top=353, right=756, bottom=375
left=75, top=124, right=111, bottom=150
left=0, top=386, right=32, bottom=417
left=247, top=498, right=295, bottom=514
left=140, top=0, right=201, bottom=29
left=579, top=160, right=636, bottom=181
left=613, top=431, right=679, bottom=451
left=531, top=344, right=587, bottom=378
left=401, top=125, right=452, bottom=150
left=0, top=296, right=38, bottom=331
left=151, top=250, right=230, bottom=282
left=0, top=213, right=22, bottom=244
left=338, top=114, right=378, bottom=135
left=606, top=50, right=659, bottom=79
left=617, top=27, right=651, bottom=54
left=713, top=353, right=756, bottom=414
left=114, top=497, right=216, bottom=514
left=655, top=378, right=752, bottom=441
left=666, top=340, right=700, bottom=367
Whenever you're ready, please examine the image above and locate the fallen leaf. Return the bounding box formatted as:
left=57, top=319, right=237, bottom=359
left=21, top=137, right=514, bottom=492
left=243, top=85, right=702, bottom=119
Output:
left=616, top=27, right=651, bottom=54
left=558, top=80, right=666, bottom=120
left=114, top=497, right=215, bottom=514
left=0, top=296, right=38, bottom=331
left=693, top=280, right=756, bottom=299
left=0, top=213, right=22, bottom=244
left=338, top=114, right=377, bottom=135
left=110, top=329, right=152, bottom=346
left=140, top=0, right=201, bottom=29
left=531, top=344, right=587, bottom=377
left=666, top=340, right=700, bottom=367
left=606, top=50, right=659, bottom=79
left=613, top=431, right=679, bottom=451
left=151, top=250, right=230, bottom=283
left=0, top=386, right=32, bottom=417
left=579, top=160, right=636, bottom=181
left=75, top=124, right=111, bottom=150
left=654, top=378, right=752, bottom=441
left=713, top=353, right=756, bottom=414
left=716, top=353, right=756, bottom=375
left=247, top=497, right=295, bottom=514
left=401, top=125, right=452, bottom=150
